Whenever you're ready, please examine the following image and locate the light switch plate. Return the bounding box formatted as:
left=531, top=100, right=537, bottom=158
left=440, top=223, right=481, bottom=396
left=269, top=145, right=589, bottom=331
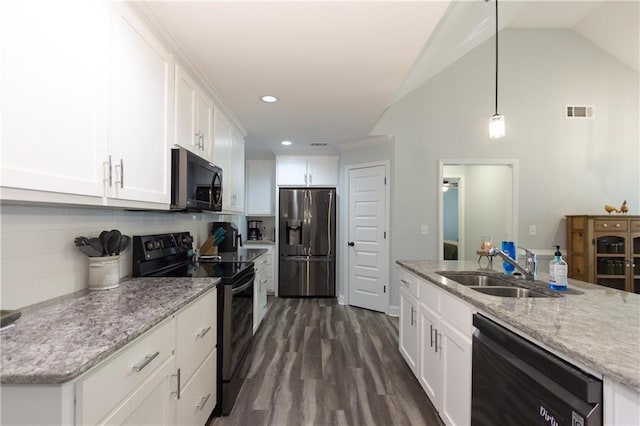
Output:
left=529, top=225, right=537, bottom=236
left=421, top=225, right=429, bottom=235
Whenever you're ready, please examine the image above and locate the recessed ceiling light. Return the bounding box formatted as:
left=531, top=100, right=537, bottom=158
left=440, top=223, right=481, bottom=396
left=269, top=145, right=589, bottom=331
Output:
left=261, top=95, right=278, bottom=103
left=281, top=141, right=292, bottom=146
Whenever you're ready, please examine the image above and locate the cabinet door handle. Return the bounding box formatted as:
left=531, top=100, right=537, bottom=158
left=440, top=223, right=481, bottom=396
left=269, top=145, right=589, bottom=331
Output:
left=197, top=393, right=212, bottom=411
left=172, top=368, right=181, bottom=400
left=309, top=174, right=313, bottom=185
left=119, top=159, right=124, bottom=188
left=304, top=173, right=308, bottom=184
left=410, top=306, right=415, bottom=326
left=400, top=279, right=408, bottom=287
left=108, top=155, right=113, bottom=187
left=197, top=326, right=212, bottom=339
left=430, top=324, right=434, bottom=347
left=435, top=332, right=441, bottom=353
left=133, top=351, right=160, bottom=372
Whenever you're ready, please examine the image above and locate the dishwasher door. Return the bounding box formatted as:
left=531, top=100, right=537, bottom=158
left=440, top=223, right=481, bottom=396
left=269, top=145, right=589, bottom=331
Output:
left=471, top=314, right=602, bottom=426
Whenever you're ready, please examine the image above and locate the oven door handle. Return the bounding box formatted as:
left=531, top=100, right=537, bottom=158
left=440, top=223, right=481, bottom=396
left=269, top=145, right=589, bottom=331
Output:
left=232, top=279, right=254, bottom=295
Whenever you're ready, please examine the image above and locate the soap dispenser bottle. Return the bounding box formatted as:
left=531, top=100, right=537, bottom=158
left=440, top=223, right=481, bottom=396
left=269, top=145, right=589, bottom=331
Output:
left=549, top=245, right=568, bottom=291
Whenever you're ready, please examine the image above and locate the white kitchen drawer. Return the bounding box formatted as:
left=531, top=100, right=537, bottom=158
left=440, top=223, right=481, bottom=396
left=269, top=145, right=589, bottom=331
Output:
left=97, top=355, right=176, bottom=425
left=176, top=289, right=216, bottom=385
left=177, top=348, right=217, bottom=426
left=418, top=278, right=441, bottom=313
left=77, top=316, right=175, bottom=426
left=399, top=269, right=418, bottom=298
left=440, top=290, right=474, bottom=336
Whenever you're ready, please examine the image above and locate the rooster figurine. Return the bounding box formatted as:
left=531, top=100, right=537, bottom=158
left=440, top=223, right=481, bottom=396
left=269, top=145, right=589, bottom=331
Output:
left=604, top=204, right=617, bottom=214
left=618, top=200, right=628, bottom=214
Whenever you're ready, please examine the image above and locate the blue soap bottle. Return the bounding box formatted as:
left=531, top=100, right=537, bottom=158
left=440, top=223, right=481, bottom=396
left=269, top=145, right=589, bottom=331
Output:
left=549, top=245, right=568, bottom=291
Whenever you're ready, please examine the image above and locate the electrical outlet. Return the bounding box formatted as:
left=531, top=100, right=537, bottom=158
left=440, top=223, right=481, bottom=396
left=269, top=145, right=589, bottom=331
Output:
left=421, top=225, right=429, bottom=235
left=529, top=225, right=537, bottom=236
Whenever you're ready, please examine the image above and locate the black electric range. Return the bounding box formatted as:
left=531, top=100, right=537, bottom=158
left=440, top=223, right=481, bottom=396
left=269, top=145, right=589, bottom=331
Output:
left=131, top=232, right=254, bottom=417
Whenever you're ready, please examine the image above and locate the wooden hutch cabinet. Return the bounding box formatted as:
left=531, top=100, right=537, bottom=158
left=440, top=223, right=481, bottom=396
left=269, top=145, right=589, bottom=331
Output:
left=566, top=215, right=640, bottom=293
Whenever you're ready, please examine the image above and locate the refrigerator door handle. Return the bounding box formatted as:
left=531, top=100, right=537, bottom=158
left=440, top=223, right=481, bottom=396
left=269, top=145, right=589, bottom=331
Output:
left=304, top=189, right=311, bottom=255
left=327, top=190, right=333, bottom=256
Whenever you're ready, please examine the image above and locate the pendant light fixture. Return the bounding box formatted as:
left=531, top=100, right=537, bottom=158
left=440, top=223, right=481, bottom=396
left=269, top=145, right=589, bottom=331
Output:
left=488, top=0, right=505, bottom=139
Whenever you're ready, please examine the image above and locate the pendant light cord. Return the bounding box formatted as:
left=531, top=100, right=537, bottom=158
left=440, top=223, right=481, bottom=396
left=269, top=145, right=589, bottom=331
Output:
left=494, top=0, right=499, bottom=115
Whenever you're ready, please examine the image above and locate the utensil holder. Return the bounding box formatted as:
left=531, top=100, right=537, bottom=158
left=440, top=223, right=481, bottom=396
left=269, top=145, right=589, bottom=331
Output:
left=88, top=256, right=120, bottom=290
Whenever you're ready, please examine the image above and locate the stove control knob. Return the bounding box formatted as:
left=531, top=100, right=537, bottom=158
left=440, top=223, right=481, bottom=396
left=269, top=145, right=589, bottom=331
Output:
left=160, top=240, right=165, bottom=248
left=145, top=241, right=154, bottom=251
left=154, top=240, right=161, bottom=249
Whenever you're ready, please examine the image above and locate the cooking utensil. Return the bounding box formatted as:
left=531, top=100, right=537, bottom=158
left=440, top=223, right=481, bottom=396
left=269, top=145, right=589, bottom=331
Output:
left=118, top=235, right=131, bottom=254
left=106, top=230, right=122, bottom=256
left=74, top=236, right=89, bottom=247
left=88, top=237, right=104, bottom=255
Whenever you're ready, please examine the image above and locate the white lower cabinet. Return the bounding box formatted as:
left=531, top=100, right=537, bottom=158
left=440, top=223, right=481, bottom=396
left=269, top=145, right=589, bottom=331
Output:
left=399, top=267, right=473, bottom=426
left=177, top=349, right=217, bottom=426
left=1, top=288, right=217, bottom=426
left=252, top=253, right=270, bottom=333
left=98, top=355, right=176, bottom=425
left=399, top=286, right=419, bottom=374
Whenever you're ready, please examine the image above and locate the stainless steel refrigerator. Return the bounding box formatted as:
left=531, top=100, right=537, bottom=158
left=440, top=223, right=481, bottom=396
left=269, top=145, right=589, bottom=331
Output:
left=279, top=188, right=336, bottom=297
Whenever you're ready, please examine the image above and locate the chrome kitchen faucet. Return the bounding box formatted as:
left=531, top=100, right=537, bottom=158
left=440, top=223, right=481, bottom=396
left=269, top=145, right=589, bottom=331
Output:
left=488, top=246, right=538, bottom=281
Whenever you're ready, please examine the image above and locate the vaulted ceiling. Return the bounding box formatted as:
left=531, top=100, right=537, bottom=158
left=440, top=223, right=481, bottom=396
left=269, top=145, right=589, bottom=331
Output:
left=140, top=1, right=639, bottom=157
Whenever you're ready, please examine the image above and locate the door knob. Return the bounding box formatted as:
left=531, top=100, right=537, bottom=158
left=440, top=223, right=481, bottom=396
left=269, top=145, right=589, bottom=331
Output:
left=348, top=242, right=355, bottom=247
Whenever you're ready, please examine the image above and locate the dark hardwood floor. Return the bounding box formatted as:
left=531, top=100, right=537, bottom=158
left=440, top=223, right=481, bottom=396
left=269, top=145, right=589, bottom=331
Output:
left=210, top=297, right=443, bottom=426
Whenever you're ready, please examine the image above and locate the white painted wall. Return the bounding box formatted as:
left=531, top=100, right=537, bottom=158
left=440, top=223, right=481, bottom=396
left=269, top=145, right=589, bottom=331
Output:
left=372, top=28, right=639, bottom=307
left=0, top=205, right=237, bottom=310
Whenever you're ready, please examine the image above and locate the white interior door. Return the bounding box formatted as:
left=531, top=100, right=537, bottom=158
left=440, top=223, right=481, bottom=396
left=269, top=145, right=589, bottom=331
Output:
left=347, top=165, right=389, bottom=312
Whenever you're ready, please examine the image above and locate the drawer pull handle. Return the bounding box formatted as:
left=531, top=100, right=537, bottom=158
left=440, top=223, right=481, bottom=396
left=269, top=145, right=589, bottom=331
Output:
left=197, top=326, right=212, bottom=339
left=197, top=393, right=212, bottom=411
left=615, top=223, right=620, bottom=228
left=603, top=223, right=608, bottom=227
left=261, top=260, right=268, bottom=264
left=261, top=279, right=268, bottom=284
left=171, top=368, right=181, bottom=400
left=133, top=351, right=160, bottom=373
left=400, top=279, right=408, bottom=287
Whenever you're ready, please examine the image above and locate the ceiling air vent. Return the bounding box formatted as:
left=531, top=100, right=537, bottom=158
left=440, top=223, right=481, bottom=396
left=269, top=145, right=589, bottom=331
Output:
left=310, top=142, right=328, bottom=147
left=566, top=105, right=594, bottom=119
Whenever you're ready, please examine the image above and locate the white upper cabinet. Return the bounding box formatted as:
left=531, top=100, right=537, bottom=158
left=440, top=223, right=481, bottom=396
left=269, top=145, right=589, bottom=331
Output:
left=175, top=65, right=213, bottom=161
left=230, top=132, right=245, bottom=212
left=213, top=113, right=244, bottom=213
left=245, top=160, right=275, bottom=215
left=276, top=156, right=338, bottom=187
left=106, top=4, right=172, bottom=206
left=0, top=0, right=110, bottom=199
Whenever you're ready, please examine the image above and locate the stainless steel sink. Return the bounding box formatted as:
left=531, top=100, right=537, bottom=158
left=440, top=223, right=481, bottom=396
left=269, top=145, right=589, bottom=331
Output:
left=470, top=286, right=549, bottom=298
left=438, top=273, right=512, bottom=287
left=437, top=271, right=558, bottom=298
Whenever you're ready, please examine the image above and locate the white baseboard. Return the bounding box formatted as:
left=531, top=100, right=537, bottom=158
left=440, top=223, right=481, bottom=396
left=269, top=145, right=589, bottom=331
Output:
left=338, top=294, right=346, bottom=305
left=387, top=304, right=399, bottom=317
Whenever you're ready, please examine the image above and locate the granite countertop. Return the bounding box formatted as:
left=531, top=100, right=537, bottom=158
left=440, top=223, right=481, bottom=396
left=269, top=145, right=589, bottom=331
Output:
left=1, top=277, right=219, bottom=385
left=218, top=248, right=268, bottom=262
left=397, top=260, right=640, bottom=392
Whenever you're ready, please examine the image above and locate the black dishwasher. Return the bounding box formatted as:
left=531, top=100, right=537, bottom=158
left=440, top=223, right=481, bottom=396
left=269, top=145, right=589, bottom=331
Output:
left=472, top=314, right=602, bottom=426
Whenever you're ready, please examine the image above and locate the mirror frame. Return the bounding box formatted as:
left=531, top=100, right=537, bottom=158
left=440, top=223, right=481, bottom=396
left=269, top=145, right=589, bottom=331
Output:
left=438, top=159, right=519, bottom=260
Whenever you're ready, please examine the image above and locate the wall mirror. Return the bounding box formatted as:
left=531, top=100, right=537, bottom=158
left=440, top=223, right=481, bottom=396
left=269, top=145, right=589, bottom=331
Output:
left=438, top=159, right=518, bottom=261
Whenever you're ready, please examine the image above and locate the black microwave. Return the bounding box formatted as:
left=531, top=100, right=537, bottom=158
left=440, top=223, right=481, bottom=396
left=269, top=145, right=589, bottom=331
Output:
left=171, top=148, right=222, bottom=211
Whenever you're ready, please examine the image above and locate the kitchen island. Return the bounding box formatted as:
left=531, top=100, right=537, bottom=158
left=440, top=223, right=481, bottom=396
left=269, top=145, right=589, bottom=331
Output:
left=397, top=259, right=639, bottom=425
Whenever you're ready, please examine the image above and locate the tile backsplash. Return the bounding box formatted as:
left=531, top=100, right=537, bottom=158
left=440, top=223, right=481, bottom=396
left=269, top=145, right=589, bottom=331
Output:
left=0, top=204, right=239, bottom=310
